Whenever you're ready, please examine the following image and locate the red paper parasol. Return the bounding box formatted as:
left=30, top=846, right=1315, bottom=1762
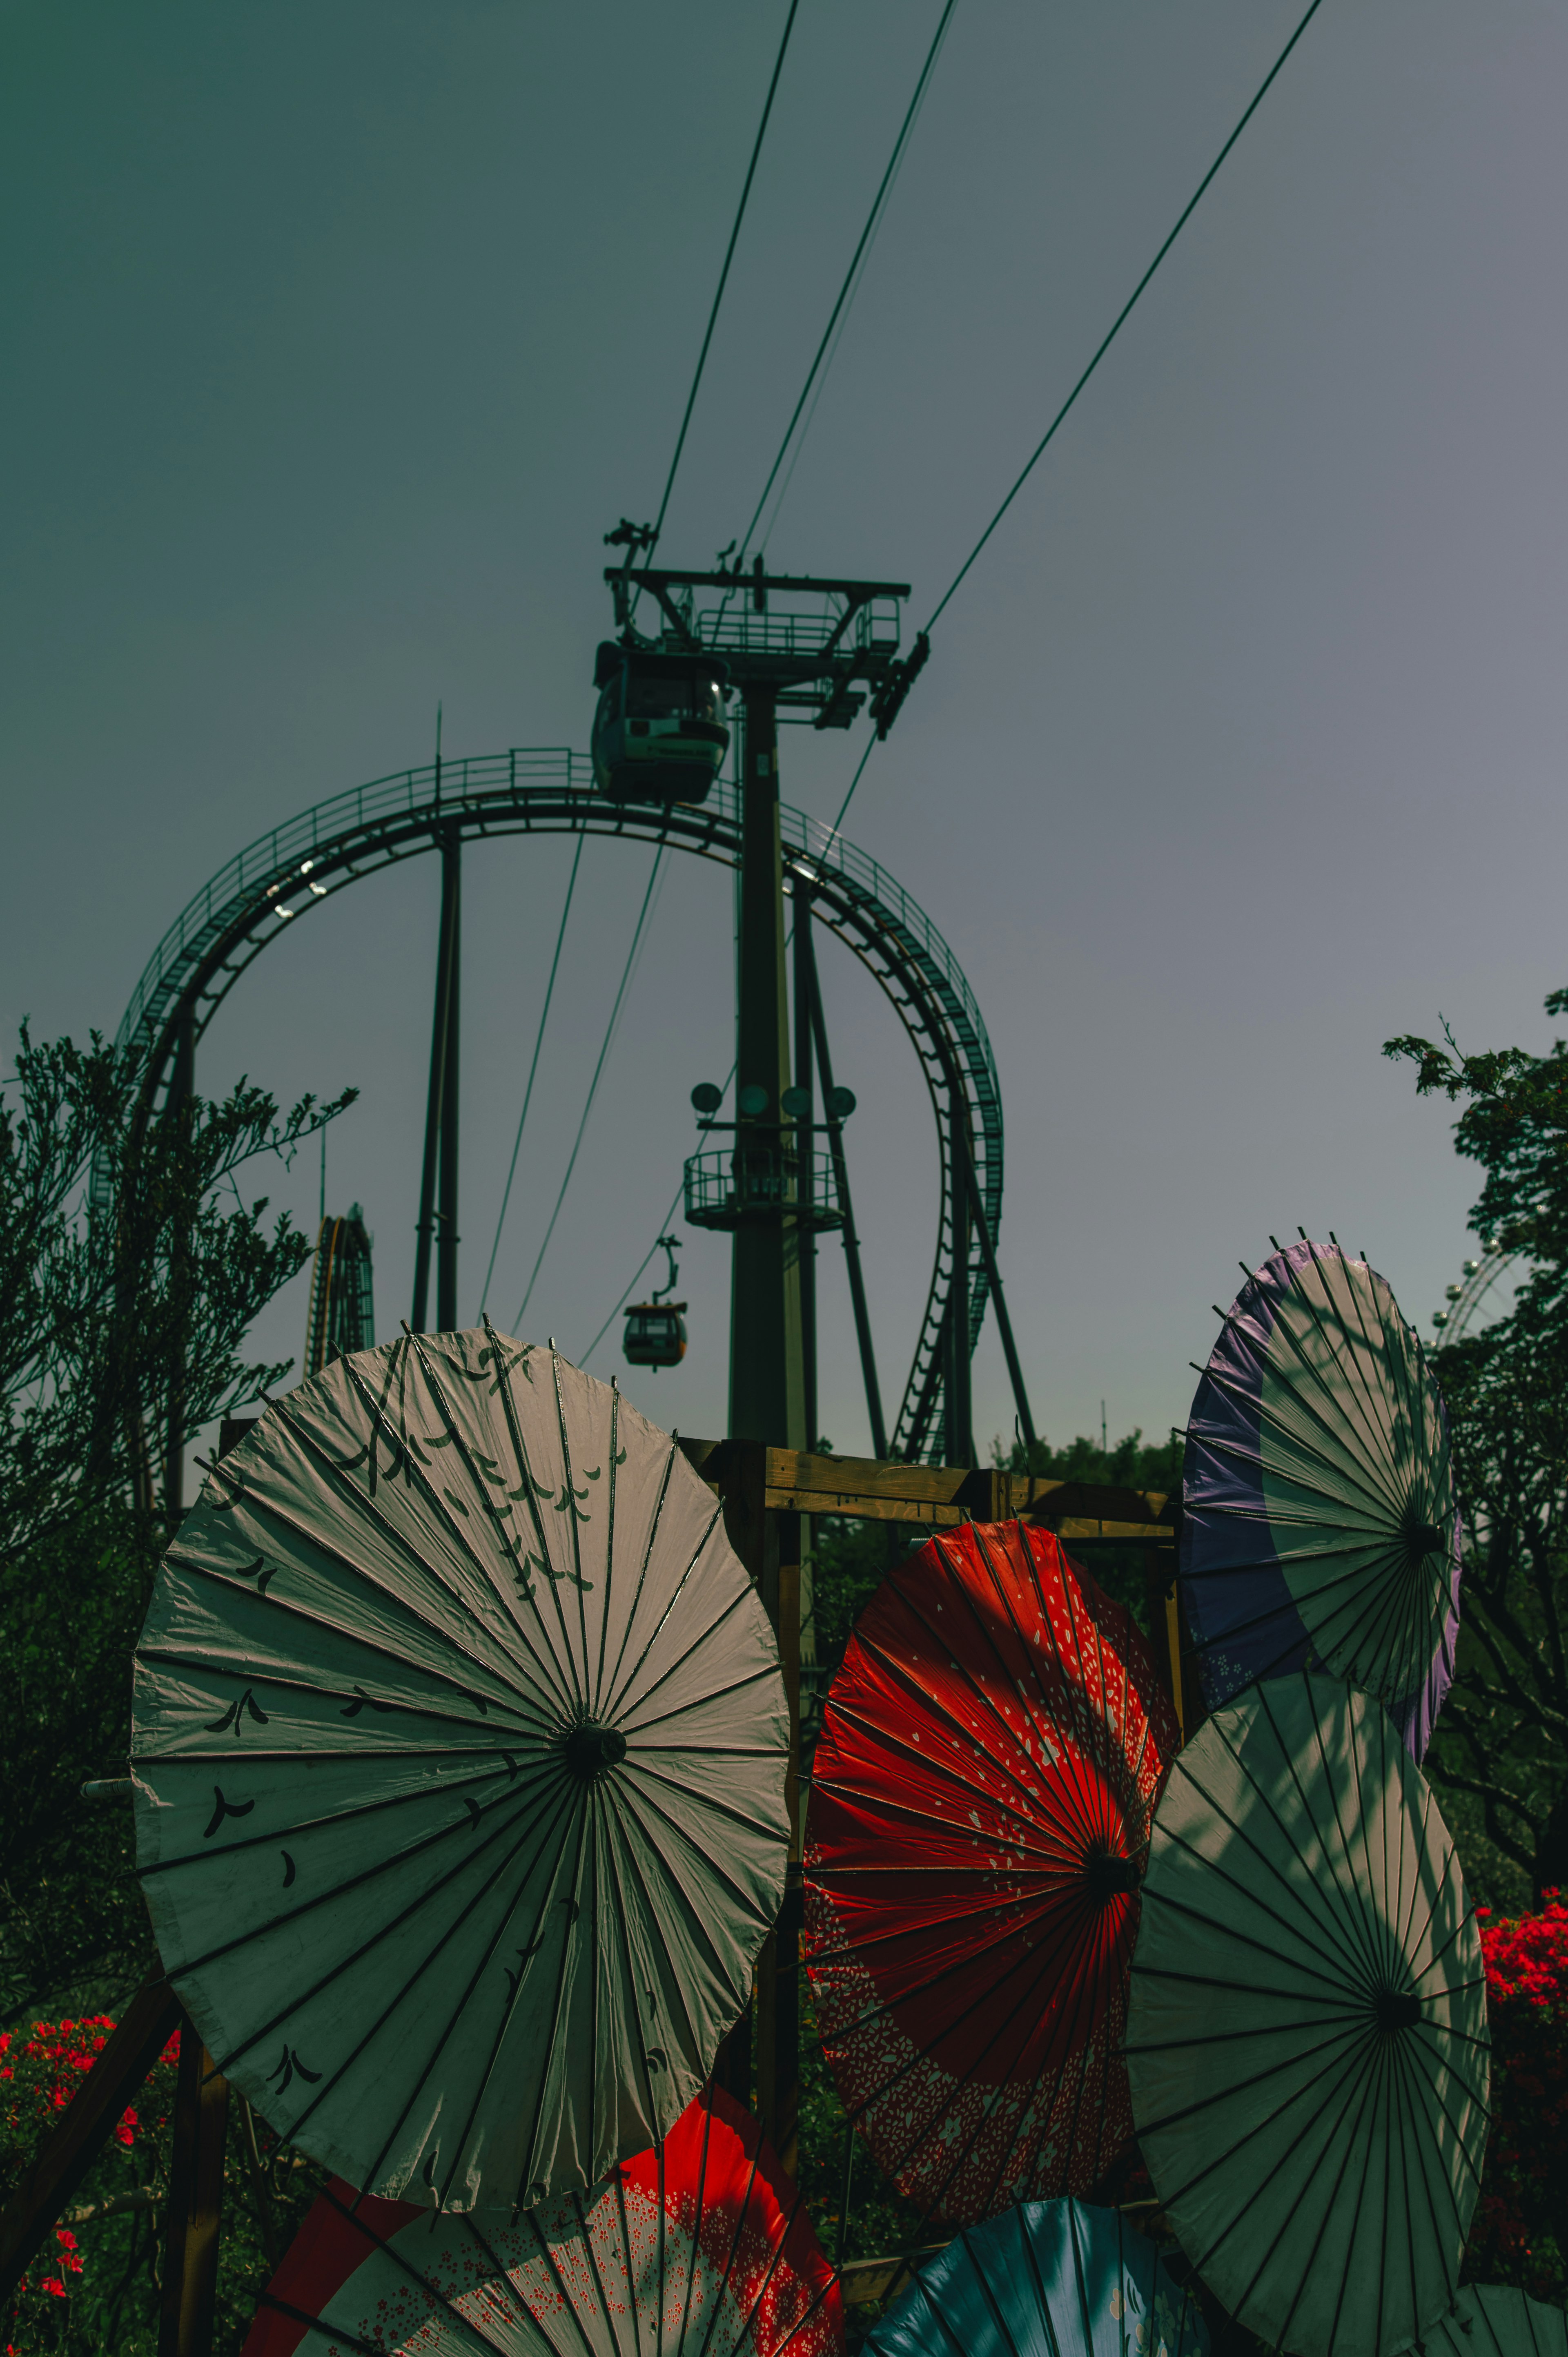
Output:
left=244, top=2084, right=842, bottom=2357
left=803, top=1519, right=1178, bottom=2226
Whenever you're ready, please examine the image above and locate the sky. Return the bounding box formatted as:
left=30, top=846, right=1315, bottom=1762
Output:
left=5, top=0, right=1566, bottom=1469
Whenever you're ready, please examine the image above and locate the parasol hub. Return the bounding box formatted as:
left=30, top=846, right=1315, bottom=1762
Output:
left=1408, top=1523, right=1446, bottom=1558
left=564, top=1721, right=628, bottom=1780
left=1373, top=1987, right=1422, bottom=2034
left=1083, top=1847, right=1141, bottom=1902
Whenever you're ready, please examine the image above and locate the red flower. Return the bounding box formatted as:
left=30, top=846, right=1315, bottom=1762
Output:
left=1470, top=1895, right=1568, bottom=2304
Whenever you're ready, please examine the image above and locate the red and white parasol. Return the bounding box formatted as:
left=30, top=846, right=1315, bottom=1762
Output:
left=244, top=2083, right=842, bottom=2357
left=803, top=1518, right=1178, bottom=2226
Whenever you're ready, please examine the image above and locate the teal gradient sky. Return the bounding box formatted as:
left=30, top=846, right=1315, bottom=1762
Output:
left=4, top=1, right=1565, bottom=1460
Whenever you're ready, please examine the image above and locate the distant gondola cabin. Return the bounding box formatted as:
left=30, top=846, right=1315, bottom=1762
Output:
left=622, top=1299, right=687, bottom=1369
left=592, top=644, right=729, bottom=805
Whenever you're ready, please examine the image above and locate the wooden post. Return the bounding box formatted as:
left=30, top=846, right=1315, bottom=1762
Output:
left=766, top=1558, right=802, bottom=2176
left=710, top=1439, right=801, bottom=2165
left=713, top=1442, right=776, bottom=2111
left=158, top=2018, right=229, bottom=2357
left=1143, top=1551, right=1179, bottom=1733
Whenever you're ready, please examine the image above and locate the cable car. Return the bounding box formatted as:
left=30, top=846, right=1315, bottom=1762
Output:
left=622, top=1298, right=688, bottom=1368
left=623, top=1235, right=687, bottom=1369
left=592, top=642, right=729, bottom=806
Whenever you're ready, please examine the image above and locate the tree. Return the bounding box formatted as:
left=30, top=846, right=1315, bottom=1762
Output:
left=1385, top=996, right=1568, bottom=1900
left=0, top=1024, right=353, bottom=2017
left=0, top=1024, right=352, bottom=1560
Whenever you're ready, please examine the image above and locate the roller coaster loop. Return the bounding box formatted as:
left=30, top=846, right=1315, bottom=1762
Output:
left=114, top=748, right=1003, bottom=1465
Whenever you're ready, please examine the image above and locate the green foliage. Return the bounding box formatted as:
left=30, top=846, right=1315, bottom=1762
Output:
left=795, top=1987, right=933, bottom=2354
left=1386, top=1001, right=1568, bottom=1900
left=998, top=1427, right=1185, bottom=1496
left=0, top=1509, right=159, bottom=2021
left=0, top=1024, right=355, bottom=2348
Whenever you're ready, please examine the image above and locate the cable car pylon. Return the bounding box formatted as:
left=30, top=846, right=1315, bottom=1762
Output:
left=597, top=546, right=913, bottom=1457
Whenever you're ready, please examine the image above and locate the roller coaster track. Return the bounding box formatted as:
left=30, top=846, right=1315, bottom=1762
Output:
left=113, top=749, right=1003, bottom=1463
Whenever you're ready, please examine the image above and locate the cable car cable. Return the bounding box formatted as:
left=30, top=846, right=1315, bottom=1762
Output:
left=579, top=1183, right=684, bottom=1366
left=512, top=845, right=666, bottom=1331
left=646, top=0, right=801, bottom=558
left=922, top=0, right=1326, bottom=636
left=823, top=0, right=1326, bottom=843
left=478, top=832, right=585, bottom=1317
left=735, top=0, right=958, bottom=569
left=754, top=72, right=933, bottom=561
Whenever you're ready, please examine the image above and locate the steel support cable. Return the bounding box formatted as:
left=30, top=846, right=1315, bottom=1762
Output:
left=512, top=846, right=666, bottom=1332
left=576, top=1050, right=742, bottom=1367
left=735, top=0, right=958, bottom=568
left=479, top=833, right=585, bottom=1316
left=577, top=1181, right=685, bottom=1368
left=825, top=0, right=1327, bottom=840
left=576, top=879, right=824, bottom=1376
left=923, top=0, right=1325, bottom=635
left=752, top=17, right=947, bottom=563
left=647, top=0, right=801, bottom=554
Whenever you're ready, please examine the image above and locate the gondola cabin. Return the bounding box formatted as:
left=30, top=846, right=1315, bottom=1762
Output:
left=622, top=1298, right=687, bottom=1369
left=592, top=643, right=729, bottom=805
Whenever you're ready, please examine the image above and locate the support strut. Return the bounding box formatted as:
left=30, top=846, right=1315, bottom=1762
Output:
left=792, top=898, right=817, bottom=1452
left=412, top=826, right=461, bottom=1332
left=799, top=909, right=887, bottom=1461
left=953, top=1123, right=1036, bottom=1456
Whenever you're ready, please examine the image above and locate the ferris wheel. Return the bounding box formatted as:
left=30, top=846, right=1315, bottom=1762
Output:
left=1430, top=1233, right=1521, bottom=1345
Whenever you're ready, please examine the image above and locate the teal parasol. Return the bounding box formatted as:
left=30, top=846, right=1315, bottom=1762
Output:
left=864, top=2199, right=1207, bottom=2357
left=1182, top=1238, right=1460, bottom=1759
left=1401, top=2286, right=1568, bottom=2357
left=1125, top=1673, right=1489, bottom=2357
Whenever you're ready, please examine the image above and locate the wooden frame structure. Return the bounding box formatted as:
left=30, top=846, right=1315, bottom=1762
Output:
left=0, top=1445, right=1185, bottom=2343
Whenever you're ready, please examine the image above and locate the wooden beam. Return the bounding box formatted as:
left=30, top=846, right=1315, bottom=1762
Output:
left=1015, top=1476, right=1175, bottom=1529
left=158, top=2021, right=229, bottom=2357
left=764, top=1448, right=975, bottom=1517
left=0, top=1975, right=180, bottom=2309
left=680, top=1442, right=1177, bottom=1539
left=840, top=2246, right=951, bottom=2306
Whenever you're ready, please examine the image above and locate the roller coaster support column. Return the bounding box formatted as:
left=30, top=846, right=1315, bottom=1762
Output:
left=943, top=1168, right=974, bottom=1467
left=730, top=688, right=806, bottom=1453
left=955, top=1132, right=1037, bottom=1458
left=792, top=898, right=817, bottom=1454
left=163, top=1006, right=196, bottom=1522
left=412, top=826, right=461, bottom=1333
